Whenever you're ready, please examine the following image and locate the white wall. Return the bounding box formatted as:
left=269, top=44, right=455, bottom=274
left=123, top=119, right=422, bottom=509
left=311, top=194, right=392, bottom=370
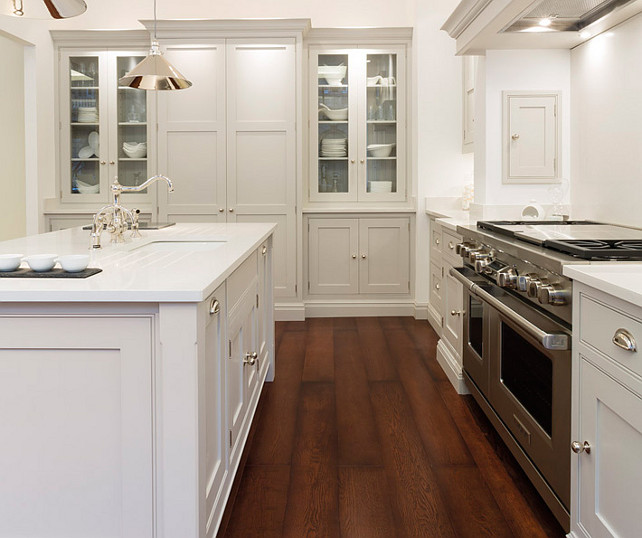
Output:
left=571, top=14, right=642, bottom=228
left=0, top=32, right=26, bottom=240
left=477, top=49, right=571, bottom=208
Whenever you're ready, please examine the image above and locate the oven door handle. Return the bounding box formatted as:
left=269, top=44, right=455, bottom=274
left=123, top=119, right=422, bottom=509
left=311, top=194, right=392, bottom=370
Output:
left=449, top=267, right=569, bottom=351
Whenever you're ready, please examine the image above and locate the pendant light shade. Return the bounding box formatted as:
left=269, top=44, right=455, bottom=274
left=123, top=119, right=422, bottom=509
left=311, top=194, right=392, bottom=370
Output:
left=118, top=0, right=192, bottom=91
left=1, top=0, right=87, bottom=19
left=118, top=41, right=192, bottom=90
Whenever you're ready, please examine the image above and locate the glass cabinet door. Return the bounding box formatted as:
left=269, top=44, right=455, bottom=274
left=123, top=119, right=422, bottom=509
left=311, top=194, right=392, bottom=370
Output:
left=115, top=55, right=149, bottom=194
left=365, top=53, right=398, bottom=197
left=315, top=53, right=352, bottom=200
left=67, top=54, right=102, bottom=198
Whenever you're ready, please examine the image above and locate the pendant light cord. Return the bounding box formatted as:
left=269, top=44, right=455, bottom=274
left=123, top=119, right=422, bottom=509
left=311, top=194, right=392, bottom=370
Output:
left=154, top=0, right=157, bottom=40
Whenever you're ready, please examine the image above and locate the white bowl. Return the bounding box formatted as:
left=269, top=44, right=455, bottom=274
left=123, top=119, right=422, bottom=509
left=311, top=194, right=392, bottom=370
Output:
left=318, top=65, right=346, bottom=86
left=0, top=254, right=24, bottom=272
left=367, top=143, right=395, bottom=158
left=319, top=106, right=348, bottom=121
left=57, top=254, right=90, bottom=273
left=76, top=180, right=100, bottom=194
left=369, top=181, right=393, bottom=193
left=123, top=146, right=147, bottom=158
left=24, top=254, right=58, bottom=272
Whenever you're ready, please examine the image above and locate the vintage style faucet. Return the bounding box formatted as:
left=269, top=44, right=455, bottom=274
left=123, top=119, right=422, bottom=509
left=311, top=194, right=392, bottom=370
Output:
left=90, top=175, right=174, bottom=248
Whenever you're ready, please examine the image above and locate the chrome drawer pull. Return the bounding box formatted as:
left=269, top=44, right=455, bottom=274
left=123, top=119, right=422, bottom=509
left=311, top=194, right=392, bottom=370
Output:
left=209, top=298, right=220, bottom=315
left=612, top=328, right=637, bottom=352
left=571, top=441, right=591, bottom=454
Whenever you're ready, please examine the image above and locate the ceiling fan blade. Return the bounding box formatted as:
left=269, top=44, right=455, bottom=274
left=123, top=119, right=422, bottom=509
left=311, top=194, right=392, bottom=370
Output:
left=43, top=0, right=87, bottom=19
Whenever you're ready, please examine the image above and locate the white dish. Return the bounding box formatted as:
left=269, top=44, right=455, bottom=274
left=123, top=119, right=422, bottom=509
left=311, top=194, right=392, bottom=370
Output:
left=318, top=65, right=347, bottom=86
left=78, top=146, right=94, bottom=159
left=367, top=75, right=382, bottom=85
left=24, top=254, right=58, bottom=272
left=76, top=180, right=100, bottom=194
left=369, top=181, right=393, bottom=193
left=319, top=104, right=348, bottom=121
left=367, top=143, right=395, bottom=158
left=88, top=131, right=99, bottom=151
left=0, top=254, right=24, bottom=272
left=123, top=146, right=147, bottom=158
left=57, top=254, right=90, bottom=273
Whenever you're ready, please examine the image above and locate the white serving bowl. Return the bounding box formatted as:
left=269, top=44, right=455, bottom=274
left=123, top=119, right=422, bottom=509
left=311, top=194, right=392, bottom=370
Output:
left=0, top=254, right=24, bottom=272
left=57, top=254, right=90, bottom=273
left=123, top=145, right=147, bottom=158
left=367, top=143, right=395, bottom=158
left=76, top=180, right=100, bottom=194
left=319, top=104, right=348, bottom=121
left=318, top=65, right=346, bottom=85
left=24, top=254, right=58, bottom=272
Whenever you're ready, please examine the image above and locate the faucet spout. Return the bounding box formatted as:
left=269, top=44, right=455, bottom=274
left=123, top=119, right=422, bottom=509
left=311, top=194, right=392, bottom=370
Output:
left=119, top=174, right=174, bottom=194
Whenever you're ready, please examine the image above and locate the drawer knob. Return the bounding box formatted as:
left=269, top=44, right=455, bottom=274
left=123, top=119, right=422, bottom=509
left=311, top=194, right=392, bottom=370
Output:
left=448, top=241, right=455, bottom=250
left=571, top=440, right=591, bottom=454
left=435, top=283, right=440, bottom=290
left=209, top=298, right=220, bottom=315
left=435, top=238, right=440, bottom=245
left=612, top=328, right=637, bottom=352
left=244, top=352, right=258, bottom=366
left=450, top=310, right=463, bottom=316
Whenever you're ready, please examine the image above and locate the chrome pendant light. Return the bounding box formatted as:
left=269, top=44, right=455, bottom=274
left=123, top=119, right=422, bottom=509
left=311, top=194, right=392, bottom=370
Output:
left=1, top=0, right=87, bottom=18
left=118, top=0, right=192, bottom=91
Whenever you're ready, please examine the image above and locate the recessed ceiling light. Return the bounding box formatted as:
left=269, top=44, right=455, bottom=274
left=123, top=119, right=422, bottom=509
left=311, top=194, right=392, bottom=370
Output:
left=539, top=17, right=552, bottom=27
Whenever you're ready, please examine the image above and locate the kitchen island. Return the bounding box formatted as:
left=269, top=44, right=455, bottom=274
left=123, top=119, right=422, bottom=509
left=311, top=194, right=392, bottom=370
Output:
left=0, top=223, right=275, bottom=538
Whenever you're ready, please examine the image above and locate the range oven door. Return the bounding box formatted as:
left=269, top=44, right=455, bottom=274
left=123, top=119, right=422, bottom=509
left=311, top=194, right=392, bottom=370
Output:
left=450, top=266, right=571, bottom=510
left=488, top=297, right=571, bottom=509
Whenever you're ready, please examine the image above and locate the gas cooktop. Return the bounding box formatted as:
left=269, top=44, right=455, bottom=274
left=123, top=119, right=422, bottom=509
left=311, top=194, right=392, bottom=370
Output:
left=477, top=220, right=642, bottom=260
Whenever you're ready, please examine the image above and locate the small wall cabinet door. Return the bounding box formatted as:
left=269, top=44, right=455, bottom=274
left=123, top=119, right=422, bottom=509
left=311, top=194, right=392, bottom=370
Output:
left=358, top=218, right=410, bottom=294
left=308, top=218, right=359, bottom=295
left=575, top=355, right=642, bottom=538
left=503, top=91, right=559, bottom=183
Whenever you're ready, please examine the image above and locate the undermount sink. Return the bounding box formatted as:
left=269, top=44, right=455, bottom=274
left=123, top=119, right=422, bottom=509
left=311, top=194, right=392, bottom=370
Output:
left=131, top=240, right=226, bottom=253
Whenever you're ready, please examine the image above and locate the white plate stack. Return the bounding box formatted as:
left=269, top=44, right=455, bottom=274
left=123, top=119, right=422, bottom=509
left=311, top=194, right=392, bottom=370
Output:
left=320, top=138, right=347, bottom=158
left=77, top=107, right=98, bottom=123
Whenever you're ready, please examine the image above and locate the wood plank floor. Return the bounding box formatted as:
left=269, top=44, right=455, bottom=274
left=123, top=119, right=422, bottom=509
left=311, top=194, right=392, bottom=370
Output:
left=218, top=317, right=566, bottom=537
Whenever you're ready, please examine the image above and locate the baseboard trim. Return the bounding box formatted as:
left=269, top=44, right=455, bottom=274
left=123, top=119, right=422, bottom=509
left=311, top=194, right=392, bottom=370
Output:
left=304, top=301, right=415, bottom=318
left=414, top=302, right=429, bottom=320
left=274, top=302, right=305, bottom=321
left=436, top=339, right=469, bottom=394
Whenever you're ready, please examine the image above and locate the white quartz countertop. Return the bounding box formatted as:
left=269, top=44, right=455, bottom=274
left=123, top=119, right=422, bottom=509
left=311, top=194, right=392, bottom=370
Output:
left=425, top=207, right=477, bottom=232
left=0, top=223, right=276, bottom=303
left=563, top=264, right=642, bottom=307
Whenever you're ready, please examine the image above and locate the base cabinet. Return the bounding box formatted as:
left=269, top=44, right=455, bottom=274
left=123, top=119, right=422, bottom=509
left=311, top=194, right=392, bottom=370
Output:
left=307, top=216, right=410, bottom=296
left=572, top=283, right=642, bottom=538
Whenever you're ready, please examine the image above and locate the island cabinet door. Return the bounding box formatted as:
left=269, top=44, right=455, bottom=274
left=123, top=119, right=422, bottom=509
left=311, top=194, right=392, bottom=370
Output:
left=201, top=284, right=227, bottom=537
left=0, top=315, right=154, bottom=538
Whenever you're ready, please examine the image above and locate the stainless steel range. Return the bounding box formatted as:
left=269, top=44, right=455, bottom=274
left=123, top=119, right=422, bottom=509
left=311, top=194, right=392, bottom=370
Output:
left=450, top=220, right=642, bottom=533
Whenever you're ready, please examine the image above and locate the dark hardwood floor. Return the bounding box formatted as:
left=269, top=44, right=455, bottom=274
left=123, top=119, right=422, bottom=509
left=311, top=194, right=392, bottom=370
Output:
left=217, top=317, right=566, bottom=537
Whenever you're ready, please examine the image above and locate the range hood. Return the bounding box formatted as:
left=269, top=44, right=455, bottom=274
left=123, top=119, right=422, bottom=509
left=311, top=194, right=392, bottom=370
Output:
left=442, top=0, right=642, bottom=53
left=503, top=0, right=638, bottom=32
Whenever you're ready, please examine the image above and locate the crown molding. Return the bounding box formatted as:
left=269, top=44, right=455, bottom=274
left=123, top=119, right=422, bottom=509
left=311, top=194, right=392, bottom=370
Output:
left=306, top=27, right=413, bottom=45
left=50, top=29, right=150, bottom=48
left=141, top=18, right=312, bottom=39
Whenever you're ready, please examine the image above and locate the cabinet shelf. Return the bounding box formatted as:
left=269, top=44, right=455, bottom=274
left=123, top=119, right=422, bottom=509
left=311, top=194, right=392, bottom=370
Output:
left=318, top=157, right=348, bottom=160
left=71, top=158, right=99, bottom=162
left=318, top=84, right=348, bottom=88
left=367, top=120, right=396, bottom=124
left=118, top=122, right=147, bottom=126
left=367, top=84, right=397, bottom=88
left=119, top=158, right=147, bottom=161
left=71, top=122, right=99, bottom=126
left=319, top=120, right=348, bottom=124
left=367, top=156, right=396, bottom=160
left=71, top=86, right=99, bottom=90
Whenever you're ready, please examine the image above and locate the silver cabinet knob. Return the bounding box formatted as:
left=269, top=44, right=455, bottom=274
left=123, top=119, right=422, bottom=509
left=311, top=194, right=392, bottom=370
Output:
left=448, top=241, right=455, bottom=250
left=219, top=208, right=225, bottom=213
left=352, top=254, right=357, bottom=259
left=435, top=238, right=440, bottom=245
left=229, top=208, right=234, bottom=213
left=100, top=161, right=106, bottom=165
left=109, top=160, right=115, bottom=165
left=360, top=159, right=365, bottom=164
left=571, top=441, right=591, bottom=454
left=538, top=284, right=569, bottom=306
left=350, top=159, right=356, bottom=164
left=262, top=245, right=267, bottom=256
left=243, top=352, right=258, bottom=366
left=512, top=134, right=520, bottom=141
left=434, top=283, right=440, bottom=290
left=450, top=310, right=463, bottom=316
left=209, top=298, right=220, bottom=315
left=612, top=328, right=637, bottom=352
left=361, top=254, right=367, bottom=259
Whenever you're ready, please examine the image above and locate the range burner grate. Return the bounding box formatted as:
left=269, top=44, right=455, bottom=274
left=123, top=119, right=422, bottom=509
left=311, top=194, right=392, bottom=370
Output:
left=545, top=239, right=642, bottom=260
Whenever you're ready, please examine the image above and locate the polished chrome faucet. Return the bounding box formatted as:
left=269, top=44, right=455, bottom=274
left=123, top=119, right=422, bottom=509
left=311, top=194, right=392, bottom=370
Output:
left=91, top=175, right=174, bottom=248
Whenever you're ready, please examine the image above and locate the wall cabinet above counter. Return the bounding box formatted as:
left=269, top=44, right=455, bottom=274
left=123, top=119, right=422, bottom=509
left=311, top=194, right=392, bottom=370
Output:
left=442, top=0, right=642, bottom=54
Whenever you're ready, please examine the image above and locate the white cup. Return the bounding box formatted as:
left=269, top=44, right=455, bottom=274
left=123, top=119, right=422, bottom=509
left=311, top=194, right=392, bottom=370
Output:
left=57, top=254, right=90, bottom=273
left=24, top=254, right=58, bottom=272
left=0, top=254, right=24, bottom=272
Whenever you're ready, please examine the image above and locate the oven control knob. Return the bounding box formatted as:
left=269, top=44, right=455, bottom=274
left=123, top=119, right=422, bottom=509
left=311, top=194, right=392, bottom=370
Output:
left=474, top=259, right=491, bottom=273
left=469, top=250, right=490, bottom=263
left=538, top=284, right=569, bottom=306
left=497, top=268, right=518, bottom=289
left=457, top=242, right=477, bottom=258
left=518, top=273, right=540, bottom=293
left=527, top=278, right=548, bottom=298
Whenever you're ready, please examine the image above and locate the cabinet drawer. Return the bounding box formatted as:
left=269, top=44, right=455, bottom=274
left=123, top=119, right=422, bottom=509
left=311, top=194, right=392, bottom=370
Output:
left=228, top=251, right=258, bottom=311
left=580, top=294, right=642, bottom=378
left=430, top=262, right=442, bottom=310
left=442, top=229, right=462, bottom=266
left=429, top=219, right=442, bottom=263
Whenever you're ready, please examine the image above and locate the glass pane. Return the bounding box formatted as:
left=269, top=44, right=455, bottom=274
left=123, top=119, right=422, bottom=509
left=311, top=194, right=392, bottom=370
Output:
left=117, top=56, right=148, bottom=192
left=69, top=56, right=100, bottom=195
left=366, top=53, right=397, bottom=194
left=468, top=295, right=484, bottom=358
left=500, top=323, right=553, bottom=436
left=317, top=54, right=348, bottom=194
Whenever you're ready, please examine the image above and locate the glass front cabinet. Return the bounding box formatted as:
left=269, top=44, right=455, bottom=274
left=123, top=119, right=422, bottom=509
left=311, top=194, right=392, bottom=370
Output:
left=59, top=50, right=154, bottom=203
left=309, top=46, right=407, bottom=203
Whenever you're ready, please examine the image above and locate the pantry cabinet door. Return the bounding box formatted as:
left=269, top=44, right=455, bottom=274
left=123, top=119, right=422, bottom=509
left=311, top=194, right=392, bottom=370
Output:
left=308, top=218, right=359, bottom=295
left=503, top=92, right=559, bottom=183
left=358, top=218, right=410, bottom=294
left=157, top=41, right=227, bottom=222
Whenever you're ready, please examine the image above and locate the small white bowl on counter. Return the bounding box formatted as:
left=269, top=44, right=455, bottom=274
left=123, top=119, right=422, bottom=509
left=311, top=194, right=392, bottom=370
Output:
left=0, top=254, right=24, bottom=272
left=23, top=254, right=58, bottom=272
left=57, top=255, right=90, bottom=273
